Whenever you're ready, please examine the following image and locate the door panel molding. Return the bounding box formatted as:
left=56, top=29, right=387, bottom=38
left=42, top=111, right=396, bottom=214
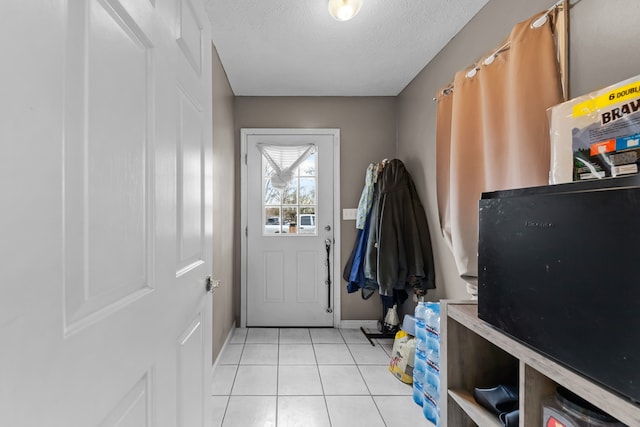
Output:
left=63, top=0, right=155, bottom=336
left=263, top=251, right=285, bottom=303
left=296, top=251, right=319, bottom=303
left=176, top=0, right=203, bottom=76
left=176, top=86, right=205, bottom=277
left=99, top=370, right=154, bottom=427
left=176, top=313, right=205, bottom=427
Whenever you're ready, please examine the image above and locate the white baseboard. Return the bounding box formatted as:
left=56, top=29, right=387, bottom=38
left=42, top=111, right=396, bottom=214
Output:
left=211, top=320, right=237, bottom=373
left=338, top=319, right=379, bottom=330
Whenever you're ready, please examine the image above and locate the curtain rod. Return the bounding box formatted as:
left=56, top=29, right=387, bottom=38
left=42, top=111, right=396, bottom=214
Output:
left=432, top=0, right=568, bottom=101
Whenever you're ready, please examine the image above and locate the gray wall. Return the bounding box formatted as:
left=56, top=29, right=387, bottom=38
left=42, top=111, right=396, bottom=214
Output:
left=396, top=0, right=640, bottom=301
left=234, top=97, right=397, bottom=322
left=211, top=43, right=236, bottom=362
left=569, top=0, right=640, bottom=98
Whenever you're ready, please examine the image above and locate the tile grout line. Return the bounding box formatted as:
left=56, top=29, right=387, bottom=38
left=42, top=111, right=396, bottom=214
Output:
left=363, top=341, right=390, bottom=427
left=345, top=333, right=392, bottom=427
left=275, top=328, right=280, bottom=426
left=219, top=330, right=246, bottom=427
left=315, top=329, right=334, bottom=427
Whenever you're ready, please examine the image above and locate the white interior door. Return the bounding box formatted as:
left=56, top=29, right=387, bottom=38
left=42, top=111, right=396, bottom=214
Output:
left=1, top=1, right=212, bottom=426
left=242, top=129, right=339, bottom=327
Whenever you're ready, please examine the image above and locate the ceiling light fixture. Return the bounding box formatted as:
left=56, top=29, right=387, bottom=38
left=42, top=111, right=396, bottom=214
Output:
left=328, top=0, right=363, bottom=22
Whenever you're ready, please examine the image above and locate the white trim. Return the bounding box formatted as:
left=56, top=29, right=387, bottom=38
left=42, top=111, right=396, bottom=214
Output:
left=338, top=320, right=379, bottom=330
left=240, top=128, right=341, bottom=328
left=240, top=130, right=248, bottom=328
left=331, top=129, right=341, bottom=328
left=211, top=320, right=237, bottom=372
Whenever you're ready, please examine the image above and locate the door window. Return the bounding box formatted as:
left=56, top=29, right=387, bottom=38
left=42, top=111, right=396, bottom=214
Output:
left=260, top=144, right=317, bottom=235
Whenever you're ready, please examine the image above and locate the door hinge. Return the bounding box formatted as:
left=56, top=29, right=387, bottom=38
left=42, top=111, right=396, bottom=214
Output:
left=244, top=153, right=247, bottom=165
left=245, top=226, right=248, bottom=237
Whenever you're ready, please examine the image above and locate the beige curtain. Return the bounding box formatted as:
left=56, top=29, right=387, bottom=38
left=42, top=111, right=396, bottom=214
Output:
left=436, top=87, right=453, bottom=253
left=436, top=10, right=564, bottom=295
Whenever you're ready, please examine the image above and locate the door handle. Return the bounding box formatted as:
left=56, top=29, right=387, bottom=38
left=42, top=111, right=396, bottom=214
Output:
left=324, top=239, right=333, bottom=313
left=324, top=225, right=331, bottom=231
left=205, top=275, right=220, bottom=294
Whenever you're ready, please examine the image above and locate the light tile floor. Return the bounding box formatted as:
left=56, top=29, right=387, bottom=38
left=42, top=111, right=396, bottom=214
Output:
left=211, top=327, right=434, bottom=427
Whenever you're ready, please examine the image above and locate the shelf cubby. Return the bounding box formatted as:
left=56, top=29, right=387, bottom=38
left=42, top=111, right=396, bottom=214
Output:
left=440, top=300, right=640, bottom=427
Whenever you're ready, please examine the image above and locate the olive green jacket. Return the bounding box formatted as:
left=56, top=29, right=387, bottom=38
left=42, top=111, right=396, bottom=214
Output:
left=364, top=159, right=435, bottom=296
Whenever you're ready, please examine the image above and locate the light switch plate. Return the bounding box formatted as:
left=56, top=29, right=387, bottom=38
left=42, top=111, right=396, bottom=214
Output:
left=342, top=208, right=357, bottom=220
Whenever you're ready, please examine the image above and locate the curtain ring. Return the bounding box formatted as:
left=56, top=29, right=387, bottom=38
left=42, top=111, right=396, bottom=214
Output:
left=531, top=14, right=548, bottom=28
left=433, top=86, right=454, bottom=101
left=483, top=55, right=496, bottom=66
left=466, top=67, right=479, bottom=79
left=532, top=0, right=565, bottom=28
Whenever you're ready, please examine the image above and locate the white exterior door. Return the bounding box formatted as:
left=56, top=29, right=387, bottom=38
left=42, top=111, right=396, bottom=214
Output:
left=242, top=129, right=339, bottom=327
left=1, top=1, right=213, bottom=426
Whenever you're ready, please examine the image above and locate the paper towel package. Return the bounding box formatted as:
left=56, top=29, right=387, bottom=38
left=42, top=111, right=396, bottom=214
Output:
left=549, top=74, right=640, bottom=184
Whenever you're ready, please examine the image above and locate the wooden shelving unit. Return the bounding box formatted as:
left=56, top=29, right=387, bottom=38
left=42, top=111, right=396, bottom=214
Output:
left=440, top=300, right=640, bottom=426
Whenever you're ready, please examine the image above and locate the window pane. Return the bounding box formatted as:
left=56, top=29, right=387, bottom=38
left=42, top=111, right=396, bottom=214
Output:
left=264, top=178, right=281, bottom=204
left=263, top=156, right=274, bottom=177
left=283, top=207, right=298, bottom=234
left=299, top=153, right=316, bottom=176
left=299, top=178, right=315, bottom=205
left=298, top=207, right=316, bottom=234
left=282, top=181, right=297, bottom=205
left=264, top=208, right=282, bottom=234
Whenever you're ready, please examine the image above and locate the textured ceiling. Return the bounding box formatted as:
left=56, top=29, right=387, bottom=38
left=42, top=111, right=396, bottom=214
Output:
left=206, top=0, right=489, bottom=96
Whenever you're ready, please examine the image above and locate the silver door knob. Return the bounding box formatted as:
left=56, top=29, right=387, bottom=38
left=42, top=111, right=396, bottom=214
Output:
left=324, top=225, right=331, bottom=231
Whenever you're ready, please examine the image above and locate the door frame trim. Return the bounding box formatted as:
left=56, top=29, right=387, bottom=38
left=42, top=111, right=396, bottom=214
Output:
left=240, top=128, right=341, bottom=328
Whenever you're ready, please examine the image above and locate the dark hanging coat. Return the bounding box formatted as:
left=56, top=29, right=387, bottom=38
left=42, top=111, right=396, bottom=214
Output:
left=364, top=159, right=435, bottom=296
